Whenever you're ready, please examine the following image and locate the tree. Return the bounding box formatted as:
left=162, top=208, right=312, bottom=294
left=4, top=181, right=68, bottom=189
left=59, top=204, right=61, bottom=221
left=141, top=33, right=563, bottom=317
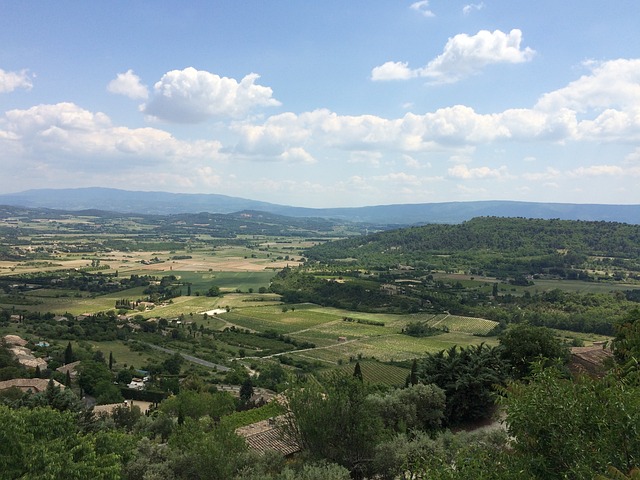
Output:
left=169, top=418, right=247, bottom=480
left=498, top=323, right=570, bottom=379
left=240, top=378, right=254, bottom=404
left=501, top=365, right=640, bottom=478
left=163, top=353, right=184, bottom=375
left=0, top=405, right=122, bottom=479
left=612, top=308, right=640, bottom=381
left=206, top=285, right=221, bottom=297
left=353, top=361, right=363, bottom=381
left=283, top=372, right=384, bottom=478
left=368, top=383, right=445, bottom=434
left=418, top=344, right=507, bottom=425
left=64, top=341, right=74, bottom=365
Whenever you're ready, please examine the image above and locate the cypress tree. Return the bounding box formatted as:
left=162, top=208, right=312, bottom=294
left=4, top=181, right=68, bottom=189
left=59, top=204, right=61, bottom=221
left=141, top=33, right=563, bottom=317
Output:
left=64, top=342, right=74, bottom=365
left=353, top=361, right=363, bottom=381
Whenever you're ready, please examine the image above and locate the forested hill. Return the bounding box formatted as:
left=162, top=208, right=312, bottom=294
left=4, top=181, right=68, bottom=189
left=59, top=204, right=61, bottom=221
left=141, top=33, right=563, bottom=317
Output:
left=305, top=217, right=640, bottom=268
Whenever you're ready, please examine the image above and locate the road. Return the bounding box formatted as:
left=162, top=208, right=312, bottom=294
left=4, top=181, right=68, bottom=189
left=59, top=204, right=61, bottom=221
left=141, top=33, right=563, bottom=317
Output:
left=141, top=342, right=230, bottom=372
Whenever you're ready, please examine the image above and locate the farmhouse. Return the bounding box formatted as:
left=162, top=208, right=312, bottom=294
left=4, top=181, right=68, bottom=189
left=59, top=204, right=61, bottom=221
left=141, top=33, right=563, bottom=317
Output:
left=56, top=360, right=81, bottom=379
left=0, top=378, right=65, bottom=394
left=569, top=342, right=613, bottom=378
left=236, top=416, right=300, bottom=457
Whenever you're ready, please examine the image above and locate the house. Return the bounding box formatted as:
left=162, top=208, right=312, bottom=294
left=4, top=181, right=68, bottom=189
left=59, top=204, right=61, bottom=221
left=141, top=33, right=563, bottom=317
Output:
left=0, top=378, right=65, bottom=393
left=236, top=415, right=300, bottom=457
left=56, top=360, right=81, bottom=379
left=93, top=399, right=153, bottom=416
left=569, top=342, right=613, bottom=378
left=2, top=334, right=27, bottom=347
left=8, top=344, right=47, bottom=370
left=127, top=377, right=146, bottom=390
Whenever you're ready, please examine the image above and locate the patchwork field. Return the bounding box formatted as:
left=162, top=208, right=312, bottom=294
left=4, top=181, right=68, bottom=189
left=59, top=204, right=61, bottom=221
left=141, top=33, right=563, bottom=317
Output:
left=217, top=304, right=499, bottom=364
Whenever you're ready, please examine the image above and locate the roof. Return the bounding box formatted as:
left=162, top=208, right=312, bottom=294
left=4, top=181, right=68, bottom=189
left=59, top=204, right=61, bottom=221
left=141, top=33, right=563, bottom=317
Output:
left=569, top=343, right=613, bottom=378
left=3, top=334, right=27, bottom=346
left=236, top=416, right=300, bottom=456
left=0, top=378, right=65, bottom=393
left=56, top=361, right=81, bottom=376
left=9, top=345, right=48, bottom=369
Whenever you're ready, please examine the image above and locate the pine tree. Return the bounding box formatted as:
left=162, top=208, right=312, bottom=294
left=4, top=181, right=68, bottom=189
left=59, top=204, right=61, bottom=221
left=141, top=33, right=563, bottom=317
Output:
left=34, top=365, right=41, bottom=378
left=65, top=370, right=72, bottom=387
left=109, top=351, right=114, bottom=370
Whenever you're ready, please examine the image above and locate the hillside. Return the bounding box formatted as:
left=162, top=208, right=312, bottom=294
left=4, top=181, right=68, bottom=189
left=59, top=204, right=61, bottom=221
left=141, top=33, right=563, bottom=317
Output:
left=305, top=217, right=640, bottom=278
left=2, top=188, right=640, bottom=224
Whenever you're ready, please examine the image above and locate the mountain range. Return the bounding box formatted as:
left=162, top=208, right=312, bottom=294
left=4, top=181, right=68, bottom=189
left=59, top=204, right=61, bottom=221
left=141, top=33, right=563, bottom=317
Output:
left=1, top=187, right=640, bottom=225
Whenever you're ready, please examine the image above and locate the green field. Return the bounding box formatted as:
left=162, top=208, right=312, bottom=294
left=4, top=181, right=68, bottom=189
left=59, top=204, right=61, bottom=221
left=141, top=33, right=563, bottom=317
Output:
left=216, top=304, right=500, bottom=364
left=161, top=270, right=275, bottom=293
left=334, top=360, right=409, bottom=386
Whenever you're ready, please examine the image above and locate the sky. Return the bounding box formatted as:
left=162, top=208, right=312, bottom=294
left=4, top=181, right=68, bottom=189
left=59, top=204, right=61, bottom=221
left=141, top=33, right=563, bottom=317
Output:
left=1, top=1, right=640, bottom=208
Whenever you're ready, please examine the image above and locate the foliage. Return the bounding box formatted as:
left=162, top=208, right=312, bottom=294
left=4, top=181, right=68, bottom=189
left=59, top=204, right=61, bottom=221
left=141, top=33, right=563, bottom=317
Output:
left=372, top=429, right=520, bottom=480
left=168, top=418, right=247, bottom=480
left=0, top=405, right=123, bottom=479
left=367, top=382, right=445, bottom=434
left=402, top=321, right=446, bottom=337
left=160, top=390, right=236, bottom=421
left=501, top=366, right=640, bottom=478
left=418, top=344, right=508, bottom=425
left=283, top=372, right=385, bottom=478
left=498, top=323, right=570, bottom=378
left=220, top=401, right=286, bottom=430
left=612, top=308, right=640, bottom=380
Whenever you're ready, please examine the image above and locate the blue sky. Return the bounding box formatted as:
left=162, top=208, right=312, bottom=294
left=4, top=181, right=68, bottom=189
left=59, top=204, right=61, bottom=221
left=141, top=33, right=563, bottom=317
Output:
left=1, top=1, right=640, bottom=208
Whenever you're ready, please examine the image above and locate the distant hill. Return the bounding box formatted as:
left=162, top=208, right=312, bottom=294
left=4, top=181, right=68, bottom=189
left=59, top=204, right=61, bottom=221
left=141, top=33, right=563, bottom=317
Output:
left=1, top=187, right=640, bottom=225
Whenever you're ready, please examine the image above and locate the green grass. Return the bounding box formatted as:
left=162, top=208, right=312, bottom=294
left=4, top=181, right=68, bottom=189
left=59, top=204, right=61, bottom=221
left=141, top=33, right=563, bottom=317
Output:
left=87, top=340, right=163, bottom=370
left=161, top=271, right=275, bottom=293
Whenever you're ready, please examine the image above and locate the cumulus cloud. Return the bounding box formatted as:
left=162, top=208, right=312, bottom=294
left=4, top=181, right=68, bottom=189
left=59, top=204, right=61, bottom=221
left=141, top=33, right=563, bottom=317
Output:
left=107, top=70, right=149, bottom=100
left=1, top=102, right=222, bottom=166
left=371, top=61, right=416, bottom=81
left=142, top=67, right=280, bottom=123
left=462, top=2, right=485, bottom=15
left=535, top=59, right=640, bottom=113
left=410, top=1, right=435, bottom=17
left=372, top=29, right=535, bottom=83
left=280, top=147, right=316, bottom=164
left=0, top=68, right=33, bottom=93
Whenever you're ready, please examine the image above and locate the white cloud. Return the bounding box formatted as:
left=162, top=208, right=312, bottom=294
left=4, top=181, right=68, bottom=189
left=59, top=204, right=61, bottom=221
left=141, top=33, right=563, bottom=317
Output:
left=142, top=67, right=280, bottom=123
left=0, top=68, right=33, bottom=93
left=535, top=59, right=640, bottom=113
left=410, top=1, right=435, bottom=17
left=371, top=61, right=416, bottom=81
left=421, top=29, right=535, bottom=84
left=568, top=165, right=624, bottom=177
left=280, top=147, right=316, bottom=164
left=448, top=164, right=509, bottom=179
left=463, top=2, right=485, bottom=15
left=373, top=172, right=422, bottom=186
left=107, top=70, right=149, bottom=100
left=372, top=29, right=535, bottom=84
left=2, top=102, right=222, bottom=166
